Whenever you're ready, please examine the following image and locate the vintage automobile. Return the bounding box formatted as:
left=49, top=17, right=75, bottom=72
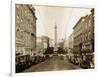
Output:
left=16, top=53, right=48, bottom=73
left=80, top=60, right=90, bottom=69
left=80, top=55, right=94, bottom=69
left=69, top=56, right=75, bottom=64
left=16, top=54, right=32, bottom=72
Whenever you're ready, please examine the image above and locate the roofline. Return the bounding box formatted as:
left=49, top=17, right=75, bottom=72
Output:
left=73, top=17, right=84, bottom=29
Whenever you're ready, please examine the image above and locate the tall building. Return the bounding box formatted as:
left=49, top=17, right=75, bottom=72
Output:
left=73, top=17, right=83, bottom=58
left=73, top=9, right=94, bottom=67
left=81, top=9, right=94, bottom=63
left=16, top=4, right=37, bottom=56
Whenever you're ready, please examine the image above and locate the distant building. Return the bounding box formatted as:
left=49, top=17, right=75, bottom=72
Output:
left=67, top=33, right=74, bottom=59
left=73, top=17, right=83, bottom=57
left=36, top=37, right=43, bottom=52
left=16, top=4, right=37, bottom=56
left=58, top=39, right=64, bottom=48
left=63, top=38, right=69, bottom=49
left=41, top=36, right=50, bottom=48
left=68, top=33, right=73, bottom=50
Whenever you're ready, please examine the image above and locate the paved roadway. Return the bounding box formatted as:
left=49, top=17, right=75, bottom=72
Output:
left=23, top=55, right=81, bottom=72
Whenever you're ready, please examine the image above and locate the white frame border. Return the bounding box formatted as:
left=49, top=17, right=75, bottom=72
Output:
left=11, top=0, right=96, bottom=77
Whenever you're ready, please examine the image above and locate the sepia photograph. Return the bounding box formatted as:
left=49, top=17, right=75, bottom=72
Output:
left=15, top=4, right=95, bottom=73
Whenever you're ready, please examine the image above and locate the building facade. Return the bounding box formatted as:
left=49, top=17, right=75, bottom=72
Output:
left=81, top=9, right=94, bottom=65
left=73, top=9, right=94, bottom=67
left=16, top=4, right=37, bottom=56
left=73, top=17, right=83, bottom=58
left=67, top=33, right=74, bottom=59
left=68, top=33, right=73, bottom=50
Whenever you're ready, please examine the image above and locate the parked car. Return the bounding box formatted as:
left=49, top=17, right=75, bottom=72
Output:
left=80, top=54, right=95, bottom=69
left=16, top=53, right=47, bottom=73
left=30, top=56, right=36, bottom=64
left=70, top=56, right=75, bottom=64
left=16, top=54, right=31, bottom=72
left=45, top=54, right=50, bottom=59
left=74, top=58, right=79, bottom=65
left=80, top=60, right=90, bottom=69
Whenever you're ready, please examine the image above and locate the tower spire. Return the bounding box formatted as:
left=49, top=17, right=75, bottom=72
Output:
left=54, top=24, right=57, bottom=52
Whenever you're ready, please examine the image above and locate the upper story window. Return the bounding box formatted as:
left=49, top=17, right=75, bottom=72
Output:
left=88, top=20, right=91, bottom=27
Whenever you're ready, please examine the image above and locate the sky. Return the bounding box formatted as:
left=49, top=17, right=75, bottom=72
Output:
left=34, top=5, right=91, bottom=40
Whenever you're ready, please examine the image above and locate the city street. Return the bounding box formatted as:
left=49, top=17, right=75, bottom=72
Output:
left=23, top=55, right=81, bottom=72
left=15, top=5, right=94, bottom=73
